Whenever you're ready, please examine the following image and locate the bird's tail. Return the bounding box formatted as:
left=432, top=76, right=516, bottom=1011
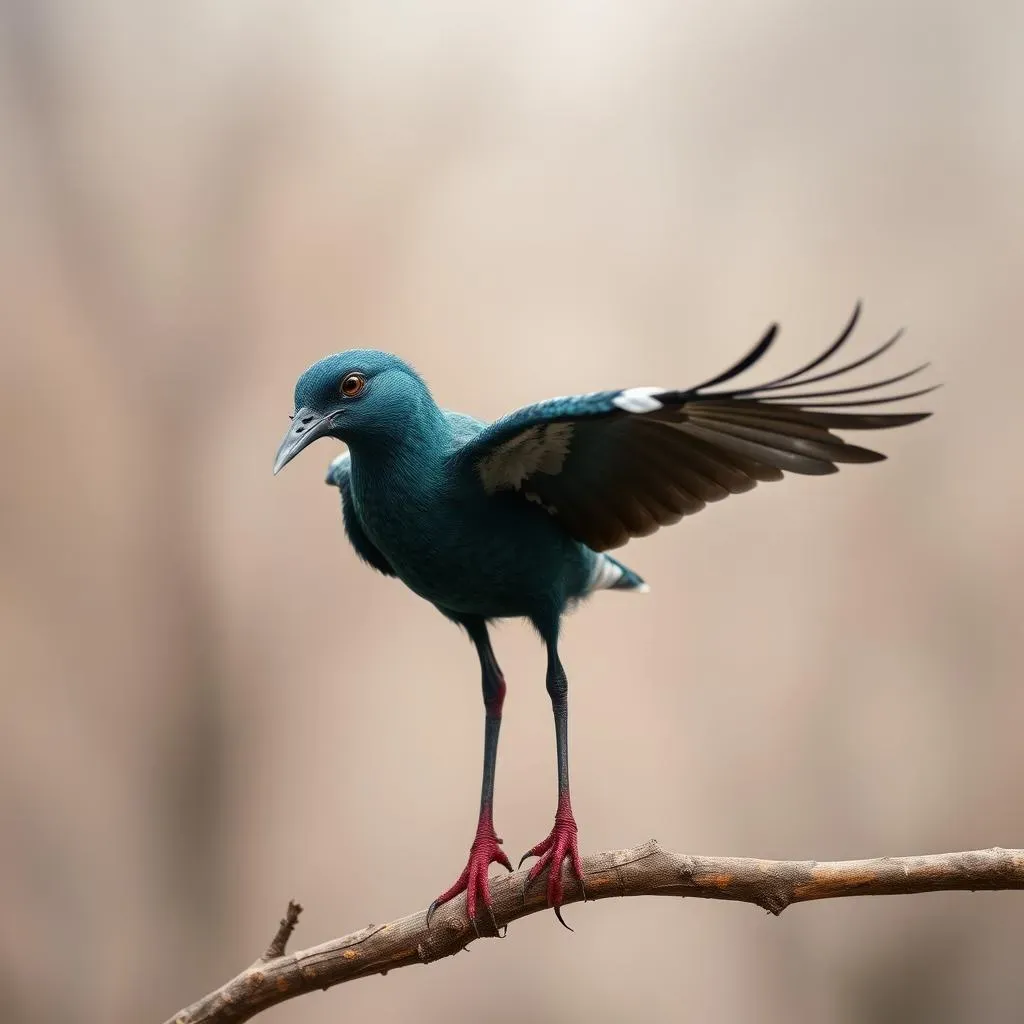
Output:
left=585, top=553, right=649, bottom=594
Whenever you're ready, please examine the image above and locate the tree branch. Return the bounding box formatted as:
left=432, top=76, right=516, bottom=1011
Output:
left=262, top=901, right=303, bottom=962
left=165, top=841, right=1024, bottom=1024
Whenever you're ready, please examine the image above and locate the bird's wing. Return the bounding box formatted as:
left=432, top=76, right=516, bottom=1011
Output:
left=456, top=304, right=935, bottom=551
left=325, top=453, right=397, bottom=576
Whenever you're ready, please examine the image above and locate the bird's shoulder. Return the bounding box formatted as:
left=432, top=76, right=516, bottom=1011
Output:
left=448, top=389, right=622, bottom=491
left=441, top=409, right=487, bottom=449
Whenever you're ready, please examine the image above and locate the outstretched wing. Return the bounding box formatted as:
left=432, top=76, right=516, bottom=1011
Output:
left=457, top=304, right=935, bottom=551
left=325, top=453, right=397, bottom=576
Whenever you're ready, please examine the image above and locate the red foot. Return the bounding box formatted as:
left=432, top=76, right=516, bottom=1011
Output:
left=427, top=812, right=512, bottom=930
left=519, top=797, right=586, bottom=927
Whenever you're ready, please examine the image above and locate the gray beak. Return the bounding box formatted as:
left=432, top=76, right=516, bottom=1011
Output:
left=273, top=407, right=333, bottom=475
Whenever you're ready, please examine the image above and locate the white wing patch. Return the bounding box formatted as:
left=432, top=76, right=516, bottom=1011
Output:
left=613, top=386, right=665, bottom=414
left=477, top=423, right=574, bottom=494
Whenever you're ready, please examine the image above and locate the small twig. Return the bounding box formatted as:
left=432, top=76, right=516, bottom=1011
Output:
left=262, top=901, right=303, bottom=961
left=164, top=841, right=1024, bottom=1024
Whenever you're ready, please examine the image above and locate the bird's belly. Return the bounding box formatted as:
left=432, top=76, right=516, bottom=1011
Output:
left=379, top=533, right=545, bottom=615
left=360, top=495, right=585, bottom=618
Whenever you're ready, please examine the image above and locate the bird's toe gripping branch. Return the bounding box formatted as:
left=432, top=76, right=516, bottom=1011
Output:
left=519, top=798, right=586, bottom=930
left=427, top=816, right=513, bottom=934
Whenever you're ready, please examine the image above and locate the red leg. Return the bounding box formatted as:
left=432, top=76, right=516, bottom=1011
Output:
left=519, top=639, right=586, bottom=928
left=427, top=622, right=511, bottom=931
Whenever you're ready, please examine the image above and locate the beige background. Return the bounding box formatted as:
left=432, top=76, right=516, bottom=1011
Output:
left=2, top=2, right=1022, bottom=1022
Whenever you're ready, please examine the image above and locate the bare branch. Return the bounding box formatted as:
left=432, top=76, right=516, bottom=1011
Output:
left=164, top=841, right=1024, bottom=1024
left=262, top=901, right=303, bottom=961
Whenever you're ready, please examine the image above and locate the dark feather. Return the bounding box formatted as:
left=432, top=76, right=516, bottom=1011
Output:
left=631, top=419, right=762, bottom=492
left=684, top=410, right=886, bottom=464
left=753, top=363, right=930, bottom=402
left=771, top=387, right=938, bottom=409
left=672, top=421, right=839, bottom=475
left=744, top=328, right=903, bottom=394
left=691, top=400, right=930, bottom=430
left=624, top=428, right=728, bottom=503
left=688, top=323, right=779, bottom=391
left=732, top=302, right=863, bottom=392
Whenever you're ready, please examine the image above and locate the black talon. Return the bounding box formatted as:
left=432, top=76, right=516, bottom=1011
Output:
left=518, top=851, right=537, bottom=870
left=554, top=906, right=574, bottom=932
left=426, top=900, right=440, bottom=928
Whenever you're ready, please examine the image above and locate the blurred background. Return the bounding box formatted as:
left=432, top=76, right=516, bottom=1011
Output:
left=2, top=2, right=1022, bottom=1022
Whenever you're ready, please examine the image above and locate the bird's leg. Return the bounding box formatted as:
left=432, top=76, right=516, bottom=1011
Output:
left=519, top=641, right=586, bottom=927
left=427, top=623, right=512, bottom=931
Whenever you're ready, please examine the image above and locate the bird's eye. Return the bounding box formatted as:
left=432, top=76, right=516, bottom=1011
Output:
left=340, top=372, right=366, bottom=398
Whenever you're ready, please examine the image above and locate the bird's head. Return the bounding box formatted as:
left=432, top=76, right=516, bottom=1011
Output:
left=273, top=349, right=428, bottom=474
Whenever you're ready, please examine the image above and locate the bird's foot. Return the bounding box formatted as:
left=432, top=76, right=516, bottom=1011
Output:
left=518, top=797, right=586, bottom=929
left=426, top=815, right=512, bottom=934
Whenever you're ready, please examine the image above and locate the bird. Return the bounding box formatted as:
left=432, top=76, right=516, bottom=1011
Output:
left=273, top=303, right=934, bottom=931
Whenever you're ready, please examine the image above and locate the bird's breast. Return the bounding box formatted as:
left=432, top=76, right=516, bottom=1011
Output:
left=352, top=473, right=478, bottom=594
left=350, top=469, right=584, bottom=616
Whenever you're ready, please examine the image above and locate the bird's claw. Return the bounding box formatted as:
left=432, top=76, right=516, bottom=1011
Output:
left=519, top=807, right=586, bottom=925
left=427, top=823, right=512, bottom=934
left=425, top=899, right=442, bottom=929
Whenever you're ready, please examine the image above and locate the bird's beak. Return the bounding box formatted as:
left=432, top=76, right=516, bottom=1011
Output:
left=273, top=407, right=333, bottom=475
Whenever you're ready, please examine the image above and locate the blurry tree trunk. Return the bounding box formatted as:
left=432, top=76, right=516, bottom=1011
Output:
left=2, top=1, right=276, bottom=1012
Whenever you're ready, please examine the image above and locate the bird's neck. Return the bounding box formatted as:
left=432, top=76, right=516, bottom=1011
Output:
left=345, top=395, right=452, bottom=479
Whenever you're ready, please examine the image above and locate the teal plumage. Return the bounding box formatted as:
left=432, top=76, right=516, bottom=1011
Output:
left=274, top=304, right=933, bottom=928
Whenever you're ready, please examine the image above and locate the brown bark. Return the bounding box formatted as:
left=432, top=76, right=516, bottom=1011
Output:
left=164, top=840, right=1024, bottom=1023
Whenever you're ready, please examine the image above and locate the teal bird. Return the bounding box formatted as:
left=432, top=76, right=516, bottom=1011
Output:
left=273, top=304, right=933, bottom=929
